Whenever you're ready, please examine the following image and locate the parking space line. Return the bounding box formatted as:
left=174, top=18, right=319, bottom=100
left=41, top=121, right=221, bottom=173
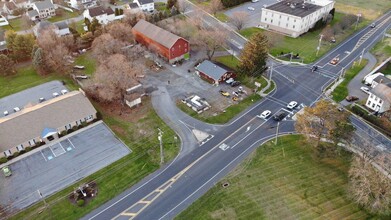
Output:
left=68, top=138, right=76, bottom=149
left=56, top=143, right=66, bottom=157
left=40, top=150, right=47, bottom=162
left=49, top=146, right=57, bottom=157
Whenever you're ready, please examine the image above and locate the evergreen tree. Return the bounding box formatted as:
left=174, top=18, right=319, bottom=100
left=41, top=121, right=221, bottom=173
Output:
left=238, top=32, right=269, bottom=77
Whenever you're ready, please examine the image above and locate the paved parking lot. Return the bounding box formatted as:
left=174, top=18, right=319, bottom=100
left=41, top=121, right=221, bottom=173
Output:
left=0, top=122, right=130, bottom=211
left=224, top=0, right=278, bottom=28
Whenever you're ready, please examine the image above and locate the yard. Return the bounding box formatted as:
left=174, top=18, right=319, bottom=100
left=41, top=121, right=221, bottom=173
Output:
left=4, top=66, right=180, bottom=220
left=74, top=52, right=96, bottom=76
left=371, top=37, right=391, bottom=65
left=176, top=135, right=379, bottom=220
left=47, top=9, right=80, bottom=23
left=0, top=18, right=29, bottom=32
left=331, top=60, right=368, bottom=102
left=335, top=0, right=391, bottom=20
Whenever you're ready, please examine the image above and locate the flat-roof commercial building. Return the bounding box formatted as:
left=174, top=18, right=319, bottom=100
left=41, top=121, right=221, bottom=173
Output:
left=259, top=0, right=335, bottom=38
left=0, top=90, right=97, bottom=157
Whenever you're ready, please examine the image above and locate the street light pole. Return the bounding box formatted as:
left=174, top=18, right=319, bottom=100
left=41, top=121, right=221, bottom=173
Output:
left=355, top=13, right=361, bottom=30
left=158, top=128, right=164, bottom=165
left=359, top=47, right=366, bottom=65
left=316, top=34, right=323, bottom=56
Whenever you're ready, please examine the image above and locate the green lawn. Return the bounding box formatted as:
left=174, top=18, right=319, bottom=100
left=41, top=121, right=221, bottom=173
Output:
left=331, top=60, right=368, bottom=102
left=213, top=55, right=240, bottom=71
left=239, top=27, right=264, bottom=39
left=4, top=66, right=180, bottom=220
left=0, top=66, right=78, bottom=98
left=177, top=135, right=378, bottom=220
left=0, top=18, right=27, bottom=32
left=74, top=52, right=96, bottom=75
left=178, top=93, right=261, bottom=124
left=371, top=38, right=391, bottom=65
left=155, top=2, right=169, bottom=12
left=215, top=12, right=229, bottom=22
left=47, top=9, right=79, bottom=23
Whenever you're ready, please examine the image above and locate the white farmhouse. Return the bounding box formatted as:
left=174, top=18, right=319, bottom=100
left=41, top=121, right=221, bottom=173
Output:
left=365, top=83, right=391, bottom=113
left=259, top=0, right=335, bottom=38
left=69, top=0, right=97, bottom=10
left=83, top=6, right=115, bottom=25
left=26, top=0, right=55, bottom=21
left=134, top=0, right=154, bottom=12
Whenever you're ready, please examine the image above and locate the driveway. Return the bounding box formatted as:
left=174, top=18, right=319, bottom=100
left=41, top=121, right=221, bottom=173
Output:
left=0, top=122, right=130, bottom=212
left=224, top=0, right=278, bottom=28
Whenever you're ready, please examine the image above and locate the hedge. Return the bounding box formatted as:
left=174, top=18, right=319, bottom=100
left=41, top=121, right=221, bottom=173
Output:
left=221, top=0, right=250, bottom=8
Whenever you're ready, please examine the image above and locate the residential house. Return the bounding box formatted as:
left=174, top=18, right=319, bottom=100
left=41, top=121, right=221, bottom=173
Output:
left=12, top=0, right=36, bottom=9
left=33, top=20, right=52, bottom=36
left=259, top=0, right=335, bottom=38
left=26, top=0, right=55, bottom=21
left=54, top=21, right=70, bottom=36
left=0, top=90, right=97, bottom=157
left=365, top=83, right=391, bottom=113
left=2, top=1, right=18, bottom=15
left=0, top=15, right=9, bottom=26
left=134, top=0, right=154, bottom=12
left=369, top=75, right=391, bottom=88
left=125, top=2, right=142, bottom=13
left=83, top=6, right=115, bottom=25
left=195, top=60, right=235, bottom=85
left=69, top=0, right=97, bottom=10
left=132, top=19, right=190, bottom=64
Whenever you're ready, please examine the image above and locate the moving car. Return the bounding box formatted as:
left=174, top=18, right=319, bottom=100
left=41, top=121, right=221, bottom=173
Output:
left=345, top=96, right=359, bottom=102
left=330, top=57, right=339, bottom=65
left=2, top=166, right=11, bottom=177
left=257, top=110, right=271, bottom=119
left=287, top=101, right=298, bottom=110
left=252, top=0, right=259, bottom=2
left=370, top=23, right=376, bottom=28
left=360, top=86, right=370, bottom=94
left=219, top=90, right=230, bottom=97
left=248, top=7, right=255, bottom=11
left=273, top=111, right=287, bottom=121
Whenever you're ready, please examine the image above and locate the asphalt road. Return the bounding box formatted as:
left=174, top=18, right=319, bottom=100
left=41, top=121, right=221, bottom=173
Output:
left=82, top=8, right=391, bottom=220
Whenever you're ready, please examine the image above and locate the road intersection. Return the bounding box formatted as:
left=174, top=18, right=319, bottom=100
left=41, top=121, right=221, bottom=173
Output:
left=82, top=7, right=391, bottom=220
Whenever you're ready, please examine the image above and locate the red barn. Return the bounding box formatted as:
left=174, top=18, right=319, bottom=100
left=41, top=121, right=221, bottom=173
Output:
left=132, top=19, right=190, bottom=64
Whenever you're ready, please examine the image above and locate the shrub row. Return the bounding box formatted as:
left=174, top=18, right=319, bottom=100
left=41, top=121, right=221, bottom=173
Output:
left=221, top=0, right=250, bottom=8
left=351, top=105, right=391, bottom=137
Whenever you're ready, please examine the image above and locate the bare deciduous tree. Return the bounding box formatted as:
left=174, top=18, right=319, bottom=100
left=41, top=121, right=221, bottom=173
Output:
left=36, top=28, right=71, bottom=74
left=230, top=11, right=249, bottom=31
left=123, top=10, right=146, bottom=27
left=0, top=54, right=16, bottom=76
left=91, top=33, right=125, bottom=62
left=178, top=0, right=191, bottom=13
left=88, top=54, right=141, bottom=104
left=208, top=0, right=223, bottom=15
left=103, top=22, right=134, bottom=43
left=194, top=28, right=227, bottom=60
left=263, top=31, right=283, bottom=48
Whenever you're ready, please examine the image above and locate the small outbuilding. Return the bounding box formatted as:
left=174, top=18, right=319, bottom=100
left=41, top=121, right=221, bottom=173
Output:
left=132, top=19, right=190, bottom=64
left=195, top=60, right=235, bottom=85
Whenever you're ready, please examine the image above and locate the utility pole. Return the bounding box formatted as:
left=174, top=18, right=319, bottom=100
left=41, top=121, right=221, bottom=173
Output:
left=316, top=34, right=323, bottom=56
left=275, top=122, right=280, bottom=145
left=158, top=128, right=164, bottom=165
left=355, top=13, right=361, bottom=30
left=38, top=190, right=47, bottom=208
left=359, top=47, right=366, bottom=65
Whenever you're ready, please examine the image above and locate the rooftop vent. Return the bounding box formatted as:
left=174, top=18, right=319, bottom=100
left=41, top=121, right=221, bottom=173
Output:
left=290, top=4, right=295, bottom=9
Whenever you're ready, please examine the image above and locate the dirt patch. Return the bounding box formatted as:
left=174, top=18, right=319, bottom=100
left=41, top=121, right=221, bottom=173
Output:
left=336, top=3, right=383, bottom=20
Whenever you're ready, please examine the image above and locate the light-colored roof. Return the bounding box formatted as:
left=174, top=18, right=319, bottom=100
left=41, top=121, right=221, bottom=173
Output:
left=5, top=2, right=17, bottom=10
left=138, top=0, right=153, bottom=5
left=34, top=0, right=54, bottom=11
left=0, top=91, right=97, bottom=151
left=27, top=9, right=39, bottom=18
left=196, top=60, right=229, bottom=81
left=371, top=83, right=391, bottom=104
left=54, top=21, right=68, bottom=30
left=132, top=19, right=186, bottom=49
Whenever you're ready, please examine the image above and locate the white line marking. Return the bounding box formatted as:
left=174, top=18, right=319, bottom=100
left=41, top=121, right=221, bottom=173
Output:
left=49, top=146, right=56, bottom=157
left=40, top=151, right=47, bottom=162
left=68, top=138, right=76, bottom=149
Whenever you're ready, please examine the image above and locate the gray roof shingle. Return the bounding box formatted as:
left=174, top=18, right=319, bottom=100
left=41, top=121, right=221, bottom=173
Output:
left=34, top=0, right=54, bottom=11
left=0, top=91, right=97, bottom=151
left=196, top=60, right=229, bottom=81
left=138, top=0, right=153, bottom=5
left=371, top=83, right=391, bottom=104
left=88, top=6, right=114, bottom=17
left=132, top=19, right=185, bottom=49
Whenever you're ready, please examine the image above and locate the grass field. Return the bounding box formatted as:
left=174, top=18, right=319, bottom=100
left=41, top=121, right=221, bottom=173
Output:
left=155, top=2, right=169, bottom=13
left=331, top=60, right=368, bottom=102
left=176, top=135, right=378, bottom=220
left=239, top=27, right=263, bottom=39
left=371, top=38, right=391, bottom=64
left=4, top=66, right=180, bottom=220
left=0, top=65, right=78, bottom=98
left=74, top=52, right=96, bottom=75
left=0, top=18, right=27, bottom=32
left=47, top=9, right=79, bottom=23
left=335, top=0, right=391, bottom=20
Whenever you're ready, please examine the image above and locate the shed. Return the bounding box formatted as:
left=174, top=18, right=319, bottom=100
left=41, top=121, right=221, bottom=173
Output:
left=195, top=60, right=235, bottom=85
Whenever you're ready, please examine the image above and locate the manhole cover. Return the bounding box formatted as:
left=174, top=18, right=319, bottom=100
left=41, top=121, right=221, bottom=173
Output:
left=222, top=182, right=230, bottom=188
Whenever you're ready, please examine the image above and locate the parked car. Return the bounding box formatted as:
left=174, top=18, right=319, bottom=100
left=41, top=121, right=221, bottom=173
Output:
left=360, top=86, right=370, bottom=94
left=247, top=7, right=255, bottom=11
left=257, top=110, right=271, bottom=119
left=273, top=111, right=287, bottom=121
left=219, top=90, right=230, bottom=97
left=252, top=0, right=259, bottom=2
left=345, top=96, right=359, bottom=102
left=75, top=74, right=88, bottom=79
left=330, top=57, right=339, bottom=65
left=226, top=78, right=234, bottom=84
left=231, top=81, right=241, bottom=87
left=2, top=166, right=11, bottom=177
left=287, top=101, right=298, bottom=110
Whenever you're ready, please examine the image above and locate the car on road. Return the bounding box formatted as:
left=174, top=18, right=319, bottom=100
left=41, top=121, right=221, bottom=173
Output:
left=257, top=110, right=271, bottom=119
left=330, top=57, right=339, bottom=65
left=219, top=90, right=230, bottom=97
left=287, top=101, right=298, bottom=110
left=370, top=23, right=376, bottom=28
left=231, top=81, right=241, bottom=87
left=247, top=7, right=255, bottom=11
left=360, top=86, right=370, bottom=94
left=273, top=111, right=287, bottom=121
left=251, top=0, right=259, bottom=2
left=346, top=96, right=359, bottom=102
left=2, top=166, right=11, bottom=177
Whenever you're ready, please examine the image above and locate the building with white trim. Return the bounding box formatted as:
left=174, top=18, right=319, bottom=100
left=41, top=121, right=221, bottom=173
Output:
left=134, top=0, right=154, bottom=12
left=259, top=0, right=335, bottom=38
left=365, top=83, right=391, bottom=113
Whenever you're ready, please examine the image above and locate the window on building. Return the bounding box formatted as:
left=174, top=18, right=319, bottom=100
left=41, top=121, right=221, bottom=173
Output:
left=293, top=25, right=295, bottom=29
left=367, top=101, right=371, bottom=106
left=279, top=15, right=281, bottom=19
left=265, top=18, right=267, bottom=21
left=287, top=17, right=289, bottom=21
left=4, top=150, right=11, bottom=157
left=286, top=23, right=288, bottom=27
left=17, top=145, right=24, bottom=151
left=379, top=99, right=382, bottom=104
left=294, top=19, right=296, bottom=22
left=372, top=103, right=375, bottom=108
left=271, top=19, right=273, bottom=23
